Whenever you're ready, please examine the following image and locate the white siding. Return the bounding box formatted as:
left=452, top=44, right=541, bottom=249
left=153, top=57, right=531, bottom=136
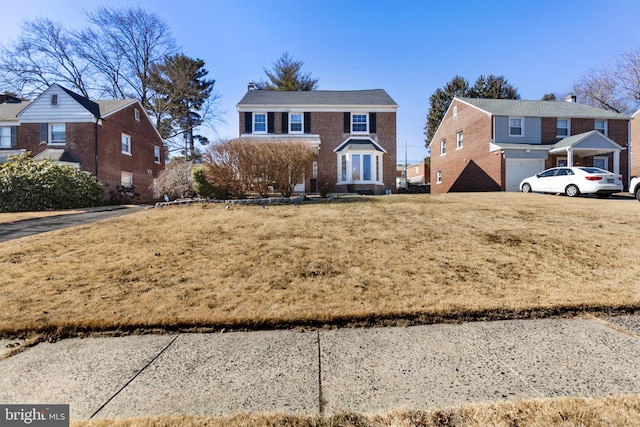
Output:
left=18, top=85, right=96, bottom=123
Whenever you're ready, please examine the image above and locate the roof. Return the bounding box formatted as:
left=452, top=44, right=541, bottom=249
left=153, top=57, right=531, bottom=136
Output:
left=238, top=89, right=397, bottom=107
left=97, top=99, right=139, bottom=117
left=0, top=102, right=29, bottom=121
left=457, top=97, right=630, bottom=119
left=33, top=148, right=82, bottom=164
left=58, top=85, right=101, bottom=118
left=334, top=138, right=386, bottom=153
left=549, top=130, right=623, bottom=152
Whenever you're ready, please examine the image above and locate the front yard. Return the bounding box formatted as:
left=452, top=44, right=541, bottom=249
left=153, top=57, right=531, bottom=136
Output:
left=1, top=193, right=638, bottom=337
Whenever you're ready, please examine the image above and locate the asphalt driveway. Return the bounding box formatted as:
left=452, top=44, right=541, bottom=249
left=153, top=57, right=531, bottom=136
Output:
left=0, top=205, right=148, bottom=242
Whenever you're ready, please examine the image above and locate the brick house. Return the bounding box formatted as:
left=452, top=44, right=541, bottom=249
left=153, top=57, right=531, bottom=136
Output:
left=429, top=96, right=631, bottom=193
left=236, top=87, right=398, bottom=195
left=631, top=110, right=640, bottom=178
left=0, top=84, right=164, bottom=202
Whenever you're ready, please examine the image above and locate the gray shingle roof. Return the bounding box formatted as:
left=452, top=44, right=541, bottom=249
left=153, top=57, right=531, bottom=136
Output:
left=238, top=89, right=397, bottom=107
left=34, top=148, right=82, bottom=163
left=458, top=97, right=630, bottom=119
left=0, top=102, right=29, bottom=120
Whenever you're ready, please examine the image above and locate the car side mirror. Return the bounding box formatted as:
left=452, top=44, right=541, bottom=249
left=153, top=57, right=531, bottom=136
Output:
left=536, top=173, right=540, bottom=178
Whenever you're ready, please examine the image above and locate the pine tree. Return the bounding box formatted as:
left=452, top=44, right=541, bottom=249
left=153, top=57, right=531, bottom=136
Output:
left=255, top=52, right=318, bottom=91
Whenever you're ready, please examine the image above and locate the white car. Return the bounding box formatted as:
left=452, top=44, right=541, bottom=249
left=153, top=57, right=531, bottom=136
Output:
left=629, top=176, right=640, bottom=201
left=520, top=167, right=623, bottom=198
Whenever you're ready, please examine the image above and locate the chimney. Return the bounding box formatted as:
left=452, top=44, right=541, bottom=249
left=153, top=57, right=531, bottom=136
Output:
left=565, top=94, right=577, bottom=103
left=248, top=82, right=256, bottom=91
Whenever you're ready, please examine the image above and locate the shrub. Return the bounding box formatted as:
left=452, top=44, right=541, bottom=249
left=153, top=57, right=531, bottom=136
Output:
left=0, top=153, right=103, bottom=212
left=192, top=166, right=228, bottom=199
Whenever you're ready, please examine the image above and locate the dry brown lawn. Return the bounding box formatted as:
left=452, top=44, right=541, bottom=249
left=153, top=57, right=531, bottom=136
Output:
left=73, top=395, right=640, bottom=426
left=1, top=193, right=639, bottom=337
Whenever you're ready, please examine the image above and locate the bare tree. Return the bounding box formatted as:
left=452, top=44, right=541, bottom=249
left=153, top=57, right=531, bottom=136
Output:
left=573, top=47, right=640, bottom=114
left=0, top=18, right=91, bottom=98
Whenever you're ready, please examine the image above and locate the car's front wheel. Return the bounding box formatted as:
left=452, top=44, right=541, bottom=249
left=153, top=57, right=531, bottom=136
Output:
left=565, top=184, right=580, bottom=197
left=521, top=183, right=532, bottom=193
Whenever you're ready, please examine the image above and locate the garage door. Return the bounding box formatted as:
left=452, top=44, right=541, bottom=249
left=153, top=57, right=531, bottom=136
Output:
left=505, top=159, right=545, bottom=192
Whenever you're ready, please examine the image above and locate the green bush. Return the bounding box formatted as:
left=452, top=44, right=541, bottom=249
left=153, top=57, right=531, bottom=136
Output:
left=192, top=165, right=229, bottom=199
left=0, top=153, right=104, bottom=212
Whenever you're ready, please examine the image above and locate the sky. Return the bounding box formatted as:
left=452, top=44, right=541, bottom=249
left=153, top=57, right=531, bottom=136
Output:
left=1, top=0, right=639, bottom=163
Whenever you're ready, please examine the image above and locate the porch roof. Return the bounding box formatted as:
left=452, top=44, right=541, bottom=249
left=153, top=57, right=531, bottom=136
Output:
left=334, top=138, right=386, bottom=153
left=549, top=130, right=624, bottom=156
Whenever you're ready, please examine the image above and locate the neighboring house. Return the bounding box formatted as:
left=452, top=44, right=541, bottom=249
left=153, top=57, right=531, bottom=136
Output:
left=631, top=110, right=640, bottom=178
left=0, top=84, right=165, bottom=202
left=429, top=96, right=631, bottom=193
left=407, top=161, right=429, bottom=185
left=236, top=87, right=398, bottom=195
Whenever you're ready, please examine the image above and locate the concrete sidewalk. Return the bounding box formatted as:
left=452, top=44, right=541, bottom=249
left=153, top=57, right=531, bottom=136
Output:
left=0, top=316, right=638, bottom=420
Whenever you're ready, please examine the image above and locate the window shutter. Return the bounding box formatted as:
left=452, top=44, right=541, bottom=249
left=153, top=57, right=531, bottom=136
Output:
left=304, top=112, right=311, bottom=133
left=244, top=112, right=252, bottom=134
left=267, top=112, right=275, bottom=133
left=281, top=112, right=288, bottom=134
left=370, top=112, right=377, bottom=134
left=10, top=126, right=16, bottom=147
left=344, top=112, right=350, bottom=133
left=40, top=123, right=48, bottom=144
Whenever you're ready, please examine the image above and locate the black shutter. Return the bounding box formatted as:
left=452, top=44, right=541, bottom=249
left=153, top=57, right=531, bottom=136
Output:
left=370, top=112, right=377, bottom=134
left=244, top=112, right=252, bottom=134
left=304, top=112, right=311, bottom=133
left=267, top=112, right=275, bottom=133
left=10, top=126, right=16, bottom=147
left=344, top=112, right=350, bottom=133
left=40, top=123, right=48, bottom=144
left=281, top=112, right=288, bottom=134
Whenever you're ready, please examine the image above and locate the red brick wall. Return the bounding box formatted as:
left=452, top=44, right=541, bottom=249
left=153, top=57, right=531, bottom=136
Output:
left=631, top=114, right=640, bottom=177
left=430, top=100, right=500, bottom=193
left=238, top=110, right=397, bottom=195
left=17, top=104, right=164, bottom=203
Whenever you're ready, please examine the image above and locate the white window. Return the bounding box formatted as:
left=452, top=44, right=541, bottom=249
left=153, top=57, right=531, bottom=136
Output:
left=0, top=127, right=11, bottom=147
left=456, top=131, right=463, bottom=149
left=453, top=106, right=458, bottom=117
left=154, top=146, right=161, bottom=163
left=49, top=124, right=66, bottom=145
left=135, top=108, right=140, bottom=121
left=593, top=156, right=609, bottom=170
left=120, top=171, right=133, bottom=188
left=595, top=120, right=607, bottom=135
left=253, top=113, right=266, bottom=133
left=337, top=151, right=382, bottom=183
left=440, top=139, right=446, bottom=156
left=557, top=119, right=570, bottom=137
left=289, top=113, right=303, bottom=133
left=121, top=133, right=131, bottom=155
left=436, top=170, right=442, bottom=184
left=509, top=117, right=523, bottom=136
left=351, top=113, right=368, bottom=133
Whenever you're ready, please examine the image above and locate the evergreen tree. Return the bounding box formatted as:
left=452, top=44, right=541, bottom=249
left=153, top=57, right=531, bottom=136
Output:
left=255, top=52, right=318, bottom=91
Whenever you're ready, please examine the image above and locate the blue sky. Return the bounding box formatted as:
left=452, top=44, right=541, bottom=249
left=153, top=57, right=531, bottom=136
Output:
left=1, top=0, right=639, bottom=162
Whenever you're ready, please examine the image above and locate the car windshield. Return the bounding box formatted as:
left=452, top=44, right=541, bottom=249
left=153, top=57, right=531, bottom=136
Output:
left=579, top=167, right=609, bottom=174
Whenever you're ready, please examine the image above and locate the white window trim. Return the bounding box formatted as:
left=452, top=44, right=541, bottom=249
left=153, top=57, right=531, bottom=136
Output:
left=595, top=120, right=608, bottom=136
left=49, top=123, right=66, bottom=145
left=336, top=151, right=383, bottom=185
left=436, top=170, right=442, bottom=184
left=135, top=108, right=140, bottom=121
left=154, top=146, right=161, bottom=164
left=351, top=113, right=369, bottom=134
left=509, top=117, right=524, bottom=137
left=121, top=133, right=132, bottom=155
left=440, top=139, right=446, bottom=156
left=120, top=171, right=133, bottom=188
left=456, top=131, right=463, bottom=150
left=289, top=112, right=304, bottom=134
left=253, top=113, right=267, bottom=134
left=557, top=118, right=570, bottom=138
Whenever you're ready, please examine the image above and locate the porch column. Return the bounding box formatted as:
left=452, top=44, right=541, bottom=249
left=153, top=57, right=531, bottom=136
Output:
left=613, top=149, right=620, bottom=174
left=567, top=149, right=574, bottom=166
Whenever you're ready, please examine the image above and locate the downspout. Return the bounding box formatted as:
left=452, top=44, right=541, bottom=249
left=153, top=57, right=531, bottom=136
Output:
left=94, top=117, right=99, bottom=180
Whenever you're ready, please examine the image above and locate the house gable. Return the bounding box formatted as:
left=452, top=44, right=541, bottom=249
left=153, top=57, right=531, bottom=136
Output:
left=17, top=84, right=99, bottom=124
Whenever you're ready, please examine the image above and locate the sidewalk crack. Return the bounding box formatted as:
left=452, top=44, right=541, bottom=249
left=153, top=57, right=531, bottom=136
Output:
left=89, top=334, right=180, bottom=419
left=317, top=330, right=326, bottom=416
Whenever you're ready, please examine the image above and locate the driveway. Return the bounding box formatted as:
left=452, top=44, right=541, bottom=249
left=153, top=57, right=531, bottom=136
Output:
left=0, top=205, right=148, bottom=242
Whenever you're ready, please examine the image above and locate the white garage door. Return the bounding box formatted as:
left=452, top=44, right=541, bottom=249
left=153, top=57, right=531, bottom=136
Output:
left=505, top=159, right=545, bottom=192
